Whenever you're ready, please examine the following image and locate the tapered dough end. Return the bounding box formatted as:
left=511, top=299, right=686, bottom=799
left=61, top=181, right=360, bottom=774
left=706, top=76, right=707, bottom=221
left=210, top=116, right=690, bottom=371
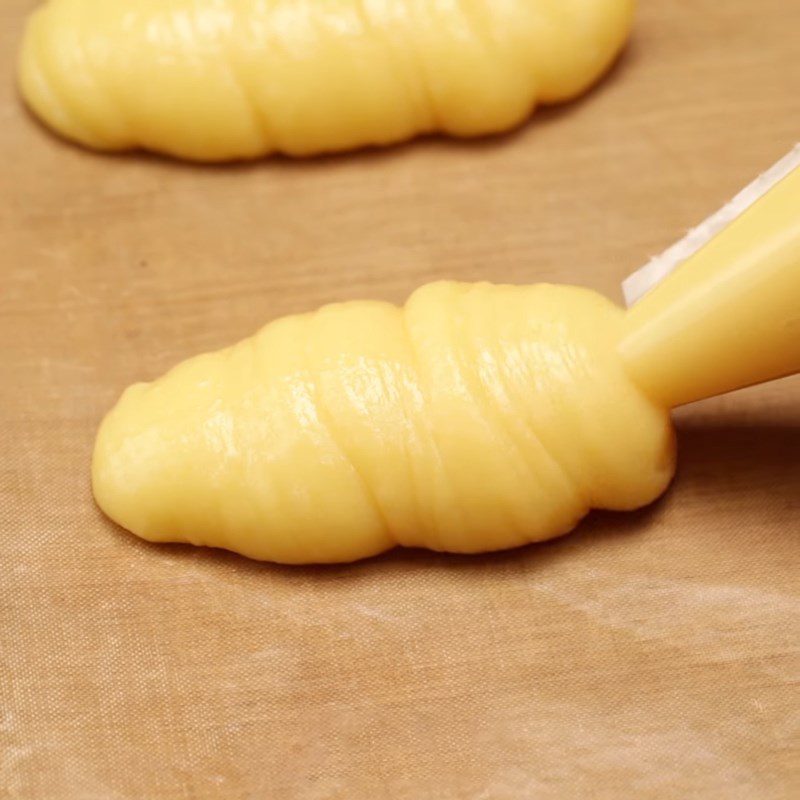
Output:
left=17, top=6, right=135, bottom=154
left=18, top=11, right=97, bottom=151
left=91, top=376, right=396, bottom=565
left=535, top=0, right=637, bottom=105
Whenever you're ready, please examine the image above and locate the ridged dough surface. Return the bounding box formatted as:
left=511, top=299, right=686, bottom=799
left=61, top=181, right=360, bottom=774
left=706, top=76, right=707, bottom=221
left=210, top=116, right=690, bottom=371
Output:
left=93, top=281, right=675, bottom=563
left=20, top=0, right=635, bottom=160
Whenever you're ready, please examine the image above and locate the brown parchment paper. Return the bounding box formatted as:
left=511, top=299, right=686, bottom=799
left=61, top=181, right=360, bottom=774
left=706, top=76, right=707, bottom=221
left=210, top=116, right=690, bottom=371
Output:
left=1, top=1, right=798, bottom=798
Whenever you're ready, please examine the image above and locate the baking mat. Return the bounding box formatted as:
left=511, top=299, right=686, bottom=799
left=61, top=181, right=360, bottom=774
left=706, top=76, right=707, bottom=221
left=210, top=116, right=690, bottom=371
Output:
left=1, top=1, right=798, bottom=797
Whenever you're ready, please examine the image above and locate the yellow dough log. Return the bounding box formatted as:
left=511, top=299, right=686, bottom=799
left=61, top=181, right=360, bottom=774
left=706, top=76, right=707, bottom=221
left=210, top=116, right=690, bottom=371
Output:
left=93, top=282, right=675, bottom=563
left=19, top=0, right=636, bottom=160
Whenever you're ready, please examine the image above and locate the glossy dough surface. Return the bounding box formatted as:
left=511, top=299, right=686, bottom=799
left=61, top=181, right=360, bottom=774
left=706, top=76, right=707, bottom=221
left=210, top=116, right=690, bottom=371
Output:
left=20, top=0, right=635, bottom=160
left=93, top=282, right=675, bottom=563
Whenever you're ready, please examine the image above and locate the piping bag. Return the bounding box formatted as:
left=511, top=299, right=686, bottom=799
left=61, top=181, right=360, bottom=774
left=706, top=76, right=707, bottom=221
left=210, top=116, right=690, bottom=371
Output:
left=92, top=146, right=800, bottom=563
left=620, top=144, right=800, bottom=408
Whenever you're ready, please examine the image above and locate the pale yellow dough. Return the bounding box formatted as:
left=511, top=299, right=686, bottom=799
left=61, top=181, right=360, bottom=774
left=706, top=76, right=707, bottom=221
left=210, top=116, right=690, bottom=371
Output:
left=20, top=0, right=635, bottom=160
left=93, top=282, right=675, bottom=563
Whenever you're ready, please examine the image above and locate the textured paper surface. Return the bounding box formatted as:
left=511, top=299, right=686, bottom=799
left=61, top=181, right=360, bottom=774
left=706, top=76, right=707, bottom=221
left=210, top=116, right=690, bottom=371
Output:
left=2, top=1, right=799, bottom=798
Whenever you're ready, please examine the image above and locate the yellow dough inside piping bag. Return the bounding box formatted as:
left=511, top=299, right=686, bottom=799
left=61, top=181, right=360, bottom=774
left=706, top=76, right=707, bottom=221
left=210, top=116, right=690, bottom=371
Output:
left=92, top=154, right=800, bottom=563
left=19, top=0, right=635, bottom=160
